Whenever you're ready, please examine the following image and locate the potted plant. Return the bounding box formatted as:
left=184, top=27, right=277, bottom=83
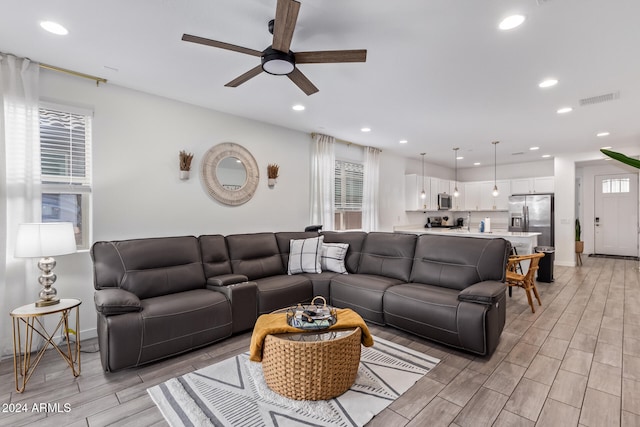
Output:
left=575, top=218, right=584, bottom=254
left=267, top=163, right=279, bottom=187
left=179, top=150, right=194, bottom=180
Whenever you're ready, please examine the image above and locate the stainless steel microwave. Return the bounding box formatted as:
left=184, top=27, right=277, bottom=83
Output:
left=438, top=193, right=452, bottom=210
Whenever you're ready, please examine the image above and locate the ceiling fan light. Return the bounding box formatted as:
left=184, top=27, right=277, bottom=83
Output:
left=262, top=48, right=295, bottom=75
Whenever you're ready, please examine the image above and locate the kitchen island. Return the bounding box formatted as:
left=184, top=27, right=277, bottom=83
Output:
left=393, top=226, right=541, bottom=256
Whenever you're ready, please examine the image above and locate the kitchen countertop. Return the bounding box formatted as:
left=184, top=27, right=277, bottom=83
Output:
left=393, top=226, right=541, bottom=239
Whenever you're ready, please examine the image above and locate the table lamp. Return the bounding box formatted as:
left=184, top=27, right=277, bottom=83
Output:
left=14, top=222, right=77, bottom=307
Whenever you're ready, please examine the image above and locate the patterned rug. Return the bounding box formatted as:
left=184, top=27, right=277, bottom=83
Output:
left=148, top=336, right=439, bottom=427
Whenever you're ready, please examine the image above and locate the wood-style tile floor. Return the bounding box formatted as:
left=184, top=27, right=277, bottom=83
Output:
left=1, top=256, right=638, bottom=426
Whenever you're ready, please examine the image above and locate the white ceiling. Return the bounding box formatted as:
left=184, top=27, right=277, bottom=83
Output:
left=2, top=0, right=639, bottom=169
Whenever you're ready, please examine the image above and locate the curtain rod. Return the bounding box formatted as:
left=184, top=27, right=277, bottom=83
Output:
left=39, top=63, right=107, bottom=86
left=310, top=133, right=381, bottom=151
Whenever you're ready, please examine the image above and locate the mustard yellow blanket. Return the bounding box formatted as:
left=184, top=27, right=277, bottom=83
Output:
left=249, top=308, right=374, bottom=362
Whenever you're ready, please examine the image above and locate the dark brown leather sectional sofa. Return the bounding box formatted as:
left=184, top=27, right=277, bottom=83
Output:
left=91, top=231, right=510, bottom=372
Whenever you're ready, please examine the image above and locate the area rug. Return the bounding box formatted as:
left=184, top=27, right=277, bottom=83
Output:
left=588, top=253, right=639, bottom=261
left=148, top=336, right=439, bottom=427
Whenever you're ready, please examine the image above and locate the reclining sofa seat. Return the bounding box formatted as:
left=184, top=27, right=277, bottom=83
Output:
left=91, top=236, right=232, bottom=372
left=330, top=232, right=417, bottom=324
left=224, top=232, right=313, bottom=315
left=384, top=234, right=510, bottom=356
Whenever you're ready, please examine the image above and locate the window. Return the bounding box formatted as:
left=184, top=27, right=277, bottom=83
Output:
left=602, top=178, right=630, bottom=194
left=334, top=160, right=363, bottom=230
left=39, top=104, right=92, bottom=249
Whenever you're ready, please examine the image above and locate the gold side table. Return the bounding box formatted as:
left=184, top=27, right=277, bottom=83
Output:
left=10, top=298, right=81, bottom=393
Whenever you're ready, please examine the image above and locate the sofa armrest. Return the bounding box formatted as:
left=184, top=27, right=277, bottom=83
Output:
left=207, top=281, right=258, bottom=334
left=94, top=288, right=142, bottom=315
left=206, top=274, right=249, bottom=287
left=458, top=281, right=505, bottom=306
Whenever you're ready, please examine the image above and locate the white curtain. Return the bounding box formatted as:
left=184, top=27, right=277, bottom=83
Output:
left=0, top=54, right=41, bottom=356
left=362, top=146, right=381, bottom=232
left=309, top=133, right=335, bottom=231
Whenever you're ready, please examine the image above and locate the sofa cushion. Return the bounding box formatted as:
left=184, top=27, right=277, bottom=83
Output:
left=321, top=231, right=366, bottom=273
left=321, top=242, right=349, bottom=274
left=226, top=233, right=285, bottom=280
left=410, top=235, right=510, bottom=291
left=357, top=232, right=417, bottom=282
left=91, top=236, right=206, bottom=299
left=287, top=236, right=324, bottom=274
left=255, top=275, right=313, bottom=314
left=199, top=234, right=233, bottom=278
left=139, top=289, right=232, bottom=364
left=383, top=283, right=460, bottom=347
left=330, top=274, right=402, bottom=324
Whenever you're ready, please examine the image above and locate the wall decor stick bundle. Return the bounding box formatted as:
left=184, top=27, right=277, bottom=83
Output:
left=267, top=163, right=280, bottom=179
left=179, top=150, right=194, bottom=171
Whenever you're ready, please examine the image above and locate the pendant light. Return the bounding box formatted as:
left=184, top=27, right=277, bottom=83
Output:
left=453, top=148, right=460, bottom=197
left=420, top=153, right=426, bottom=199
left=491, top=141, right=499, bottom=197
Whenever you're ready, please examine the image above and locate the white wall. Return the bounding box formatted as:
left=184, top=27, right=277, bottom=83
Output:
left=577, top=162, right=640, bottom=255
left=554, top=157, right=577, bottom=266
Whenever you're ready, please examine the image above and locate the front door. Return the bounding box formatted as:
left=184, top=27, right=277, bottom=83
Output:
left=594, top=173, right=638, bottom=256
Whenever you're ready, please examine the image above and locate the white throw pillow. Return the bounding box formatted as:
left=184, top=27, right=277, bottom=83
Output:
left=321, top=242, right=349, bottom=274
left=288, top=236, right=324, bottom=274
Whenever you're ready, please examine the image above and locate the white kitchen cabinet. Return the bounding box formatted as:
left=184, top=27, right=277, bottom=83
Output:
left=450, top=180, right=464, bottom=210
left=405, top=174, right=434, bottom=211
left=480, top=180, right=510, bottom=210
left=464, top=182, right=482, bottom=211
left=533, top=176, right=555, bottom=193
left=510, top=176, right=554, bottom=194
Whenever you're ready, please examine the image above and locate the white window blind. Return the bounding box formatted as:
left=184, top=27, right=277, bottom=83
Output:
left=39, top=104, right=93, bottom=249
left=335, top=160, right=363, bottom=211
left=40, top=107, right=92, bottom=185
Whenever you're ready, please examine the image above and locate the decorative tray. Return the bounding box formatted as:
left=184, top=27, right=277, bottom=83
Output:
left=286, top=296, right=337, bottom=331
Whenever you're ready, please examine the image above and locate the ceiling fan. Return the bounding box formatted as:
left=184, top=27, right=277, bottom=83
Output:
left=181, top=0, right=367, bottom=95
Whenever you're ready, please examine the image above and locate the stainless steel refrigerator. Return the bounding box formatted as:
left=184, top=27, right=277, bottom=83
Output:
left=508, top=194, right=554, bottom=247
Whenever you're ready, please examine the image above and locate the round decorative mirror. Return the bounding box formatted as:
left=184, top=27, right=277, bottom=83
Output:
left=201, top=143, right=259, bottom=205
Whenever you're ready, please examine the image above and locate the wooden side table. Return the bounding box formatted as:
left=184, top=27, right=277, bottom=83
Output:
left=10, top=298, right=81, bottom=393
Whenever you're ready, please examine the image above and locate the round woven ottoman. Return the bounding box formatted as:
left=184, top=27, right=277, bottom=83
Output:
left=261, top=328, right=362, bottom=400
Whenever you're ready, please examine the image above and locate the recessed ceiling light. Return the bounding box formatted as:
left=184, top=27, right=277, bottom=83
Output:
left=292, top=104, right=305, bottom=111
left=456, top=156, right=464, bottom=160
left=596, top=132, right=610, bottom=137
left=557, top=107, right=573, bottom=114
left=40, top=20, right=68, bottom=35
left=530, top=146, right=540, bottom=151
left=538, top=78, right=558, bottom=88
left=361, top=127, right=371, bottom=132
left=542, top=154, right=551, bottom=158
left=474, top=162, right=481, bottom=166
left=399, top=140, right=408, bottom=144
left=601, top=146, right=612, bottom=149
left=499, top=15, right=525, bottom=31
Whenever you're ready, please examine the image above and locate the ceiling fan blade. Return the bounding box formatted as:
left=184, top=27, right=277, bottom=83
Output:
left=272, top=0, right=300, bottom=53
left=287, top=67, right=319, bottom=96
left=225, top=65, right=264, bottom=87
left=295, top=50, right=368, bottom=64
left=182, top=34, right=263, bottom=57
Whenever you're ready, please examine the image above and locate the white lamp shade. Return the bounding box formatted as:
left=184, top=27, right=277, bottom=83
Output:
left=14, top=222, right=77, bottom=258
